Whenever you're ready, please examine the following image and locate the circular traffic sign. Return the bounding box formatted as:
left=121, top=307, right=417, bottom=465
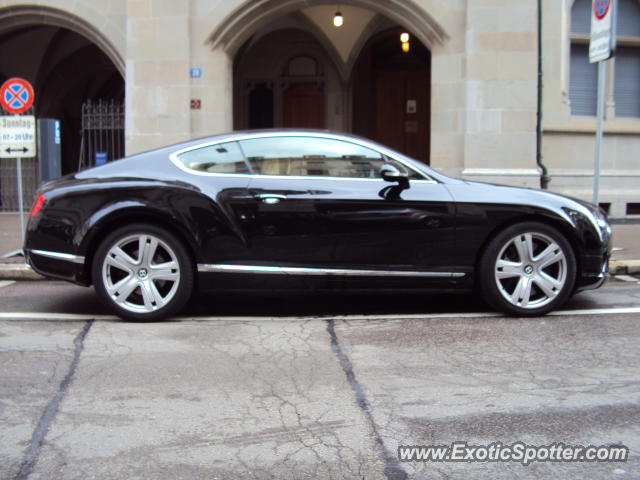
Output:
left=593, top=0, right=611, bottom=20
left=0, top=78, right=35, bottom=114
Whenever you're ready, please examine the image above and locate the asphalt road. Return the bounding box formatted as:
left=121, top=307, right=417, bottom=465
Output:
left=1, top=278, right=639, bottom=480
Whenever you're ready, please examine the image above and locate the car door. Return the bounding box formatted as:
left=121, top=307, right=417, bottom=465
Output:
left=237, top=134, right=458, bottom=273
left=171, top=140, right=257, bottom=263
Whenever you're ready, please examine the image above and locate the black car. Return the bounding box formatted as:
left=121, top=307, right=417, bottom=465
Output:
left=24, top=130, right=611, bottom=321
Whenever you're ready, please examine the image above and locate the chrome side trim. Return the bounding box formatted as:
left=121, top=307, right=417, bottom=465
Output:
left=197, top=264, right=465, bottom=278
left=29, top=249, right=85, bottom=264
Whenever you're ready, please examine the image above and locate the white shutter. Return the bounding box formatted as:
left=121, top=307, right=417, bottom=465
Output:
left=571, top=0, right=592, bottom=34
left=617, top=0, right=640, bottom=37
left=614, top=47, right=640, bottom=117
left=570, top=44, right=598, bottom=115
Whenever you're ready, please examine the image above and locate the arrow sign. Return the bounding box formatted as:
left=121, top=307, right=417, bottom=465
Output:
left=5, top=147, right=29, bottom=154
left=0, top=115, right=36, bottom=158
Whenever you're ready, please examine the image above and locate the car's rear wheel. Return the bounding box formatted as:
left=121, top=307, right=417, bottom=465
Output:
left=479, top=222, right=576, bottom=316
left=92, top=224, right=194, bottom=321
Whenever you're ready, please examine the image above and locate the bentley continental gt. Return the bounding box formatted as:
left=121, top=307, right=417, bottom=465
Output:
left=24, top=130, right=611, bottom=320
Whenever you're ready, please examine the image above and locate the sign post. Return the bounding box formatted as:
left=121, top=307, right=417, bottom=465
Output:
left=589, top=0, right=616, bottom=206
left=0, top=78, right=36, bottom=253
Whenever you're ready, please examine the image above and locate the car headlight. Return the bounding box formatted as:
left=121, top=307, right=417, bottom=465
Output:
left=592, top=207, right=612, bottom=235
left=565, top=204, right=612, bottom=242
left=583, top=206, right=612, bottom=240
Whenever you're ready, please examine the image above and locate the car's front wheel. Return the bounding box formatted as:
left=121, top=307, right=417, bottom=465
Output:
left=92, top=224, right=194, bottom=321
left=479, top=222, right=577, bottom=316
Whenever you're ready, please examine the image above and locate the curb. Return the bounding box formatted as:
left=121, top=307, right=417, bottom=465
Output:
left=1, top=260, right=639, bottom=282
left=609, top=260, right=640, bottom=276
left=0, top=264, right=44, bottom=281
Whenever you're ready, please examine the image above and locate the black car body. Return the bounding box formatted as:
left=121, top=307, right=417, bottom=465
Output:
left=24, top=130, right=612, bottom=320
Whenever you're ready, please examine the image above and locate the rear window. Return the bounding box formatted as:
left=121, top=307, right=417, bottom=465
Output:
left=176, top=141, right=249, bottom=174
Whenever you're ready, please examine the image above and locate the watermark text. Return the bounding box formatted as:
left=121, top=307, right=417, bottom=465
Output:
left=398, top=441, right=628, bottom=466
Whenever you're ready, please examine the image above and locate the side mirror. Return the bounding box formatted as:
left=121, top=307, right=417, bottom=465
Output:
left=380, top=163, right=409, bottom=188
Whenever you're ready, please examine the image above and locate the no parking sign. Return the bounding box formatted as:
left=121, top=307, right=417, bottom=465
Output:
left=590, top=0, right=616, bottom=63
left=0, top=77, right=36, bottom=249
left=0, top=78, right=35, bottom=114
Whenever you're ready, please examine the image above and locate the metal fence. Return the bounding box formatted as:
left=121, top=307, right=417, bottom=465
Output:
left=0, top=99, right=125, bottom=212
left=78, top=99, right=125, bottom=170
left=0, top=158, right=38, bottom=211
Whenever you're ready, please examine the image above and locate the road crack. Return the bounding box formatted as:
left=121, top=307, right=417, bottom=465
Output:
left=326, top=318, right=407, bottom=480
left=14, top=320, right=94, bottom=480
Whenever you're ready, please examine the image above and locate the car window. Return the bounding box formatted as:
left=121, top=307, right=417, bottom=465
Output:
left=176, top=141, right=250, bottom=174
left=238, top=136, right=388, bottom=178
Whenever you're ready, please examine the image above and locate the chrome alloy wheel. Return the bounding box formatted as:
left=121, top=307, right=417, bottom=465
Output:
left=101, top=233, right=181, bottom=314
left=494, top=232, right=568, bottom=310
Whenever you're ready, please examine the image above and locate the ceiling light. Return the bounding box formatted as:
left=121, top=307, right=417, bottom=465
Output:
left=333, top=11, right=343, bottom=27
left=400, top=32, right=410, bottom=43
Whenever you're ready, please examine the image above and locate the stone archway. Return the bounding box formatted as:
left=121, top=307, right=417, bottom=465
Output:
left=208, top=0, right=447, bottom=56
left=0, top=5, right=125, bottom=176
left=0, top=5, right=124, bottom=76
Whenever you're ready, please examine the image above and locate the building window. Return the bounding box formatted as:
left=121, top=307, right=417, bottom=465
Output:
left=613, top=0, right=640, bottom=117
left=569, top=0, right=640, bottom=118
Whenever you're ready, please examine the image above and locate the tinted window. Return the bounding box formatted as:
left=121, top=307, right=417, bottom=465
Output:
left=176, top=141, right=249, bottom=174
left=239, top=136, right=386, bottom=178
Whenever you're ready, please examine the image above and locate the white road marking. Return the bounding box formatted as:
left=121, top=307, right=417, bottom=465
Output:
left=615, top=274, right=639, bottom=282
left=0, top=280, right=15, bottom=288
left=1, top=306, right=640, bottom=322
left=0, top=313, right=117, bottom=321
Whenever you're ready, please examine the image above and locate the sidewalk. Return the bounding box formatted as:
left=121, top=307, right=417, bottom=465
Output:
left=1, top=212, right=639, bottom=280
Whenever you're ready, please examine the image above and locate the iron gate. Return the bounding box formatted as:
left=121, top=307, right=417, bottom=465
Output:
left=0, top=100, right=125, bottom=211
left=78, top=99, right=125, bottom=170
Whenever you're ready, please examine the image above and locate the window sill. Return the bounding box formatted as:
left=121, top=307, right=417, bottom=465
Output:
left=545, top=118, right=640, bottom=134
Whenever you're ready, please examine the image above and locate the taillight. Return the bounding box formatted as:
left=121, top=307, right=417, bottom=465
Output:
left=29, top=194, right=46, bottom=217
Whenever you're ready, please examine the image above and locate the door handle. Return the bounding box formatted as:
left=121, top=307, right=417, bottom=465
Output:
left=254, top=193, right=287, bottom=205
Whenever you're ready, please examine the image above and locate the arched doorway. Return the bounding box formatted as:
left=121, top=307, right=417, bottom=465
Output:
left=227, top=2, right=435, bottom=164
left=352, top=29, right=431, bottom=164
left=234, top=28, right=340, bottom=130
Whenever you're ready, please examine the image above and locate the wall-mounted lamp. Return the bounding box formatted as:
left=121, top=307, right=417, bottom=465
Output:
left=333, top=10, right=343, bottom=27
left=400, top=32, right=410, bottom=52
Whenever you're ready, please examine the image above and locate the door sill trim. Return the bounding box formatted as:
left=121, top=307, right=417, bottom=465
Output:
left=197, top=264, right=465, bottom=278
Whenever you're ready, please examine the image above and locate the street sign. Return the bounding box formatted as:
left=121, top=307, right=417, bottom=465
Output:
left=589, top=0, right=616, bottom=63
left=0, top=115, right=37, bottom=158
left=0, top=78, right=35, bottom=114
left=589, top=0, right=617, bottom=206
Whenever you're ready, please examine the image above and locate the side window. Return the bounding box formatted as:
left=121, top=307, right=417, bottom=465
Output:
left=176, top=141, right=250, bottom=174
left=238, top=136, right=386, bottom=178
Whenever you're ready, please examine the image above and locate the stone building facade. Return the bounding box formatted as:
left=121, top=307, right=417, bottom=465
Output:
left=0, top=0, right=638, bottom=217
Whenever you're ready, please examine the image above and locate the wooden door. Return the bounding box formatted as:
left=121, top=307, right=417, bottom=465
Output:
left=282, top=83, right=326, bottom=129
left=373, top=71, right=430, bottom=164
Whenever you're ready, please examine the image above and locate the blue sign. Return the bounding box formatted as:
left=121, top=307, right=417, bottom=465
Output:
left=95, top=152, right=108, bottom=166
left=190, top=68, right=203, bottom=78
left=54, top=120, right=60, bottom=145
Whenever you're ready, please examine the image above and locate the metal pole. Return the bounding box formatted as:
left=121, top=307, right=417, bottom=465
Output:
left=536, top=0, right=550, bottom=189
left=16, top=156, right=25, bottom=246
left=592, top=60, right=606, bottom=206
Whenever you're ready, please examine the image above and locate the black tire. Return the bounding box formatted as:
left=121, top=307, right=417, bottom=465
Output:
left=91, top=223, right=194, bottom=321
left=478, top=222, right=576, bottom=316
